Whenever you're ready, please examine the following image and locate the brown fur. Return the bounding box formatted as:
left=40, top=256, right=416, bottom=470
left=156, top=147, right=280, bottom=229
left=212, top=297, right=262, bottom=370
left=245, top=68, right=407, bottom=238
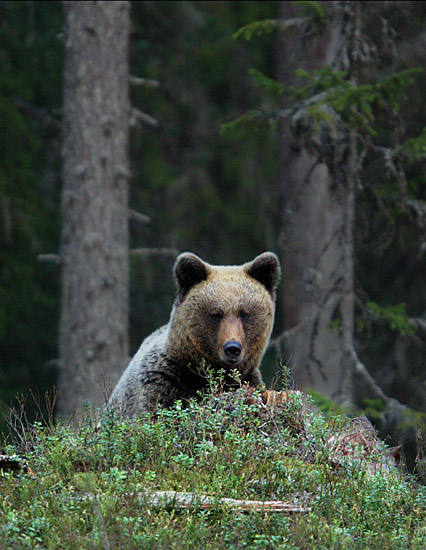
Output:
left=108, top=252, right=281, bottom=415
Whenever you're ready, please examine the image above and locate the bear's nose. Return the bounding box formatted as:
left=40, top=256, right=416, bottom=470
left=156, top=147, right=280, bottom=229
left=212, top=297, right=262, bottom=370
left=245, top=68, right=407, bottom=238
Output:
left=223, top=341, right=242, bottom=360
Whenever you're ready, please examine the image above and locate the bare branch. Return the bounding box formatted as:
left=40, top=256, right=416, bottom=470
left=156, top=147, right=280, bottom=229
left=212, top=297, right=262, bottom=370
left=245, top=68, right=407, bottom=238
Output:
left=37, top=253, right=61, bottom=265
left=16, top=97, right=61, bottom=129
left=129, top=76, right=159, bottom=88
left=130, top=247, right=179, bottom=259
left=268, top=323, right=305, bottom=350
left=350, top=349, right=390, bottom=405
left=129, top=209, right=151, bottom=224
left=409, top=317, right=426, bottom=340
left=130, top=108, right=158, bottom=127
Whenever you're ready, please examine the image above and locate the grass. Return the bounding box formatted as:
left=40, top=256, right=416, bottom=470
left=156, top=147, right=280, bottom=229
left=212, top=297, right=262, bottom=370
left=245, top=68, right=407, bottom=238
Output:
left=0, top=387, right=425, bottom=549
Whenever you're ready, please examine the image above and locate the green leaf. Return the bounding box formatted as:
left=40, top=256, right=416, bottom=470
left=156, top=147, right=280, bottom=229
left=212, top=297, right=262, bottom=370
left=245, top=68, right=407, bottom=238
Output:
left=294, top=0, right=326, bottom=24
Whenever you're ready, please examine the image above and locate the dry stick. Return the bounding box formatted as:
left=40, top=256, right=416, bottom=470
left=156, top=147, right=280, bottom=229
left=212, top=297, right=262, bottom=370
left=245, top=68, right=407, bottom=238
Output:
left=129, top=76, right=159, bottom=88
left=134, top=491, right=311, bottom=513
left=37, top=253, right=61, bottom=264
left=130, top=108, right=158, bottom=127
left=129, top=208, right=151, bottom=224
left=82, top=491, right=311, bottom=513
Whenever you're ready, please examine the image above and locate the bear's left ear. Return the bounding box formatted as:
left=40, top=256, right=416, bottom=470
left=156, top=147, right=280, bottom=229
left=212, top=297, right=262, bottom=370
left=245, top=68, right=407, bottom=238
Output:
left=244, top=252, right=281, bottom=297
left=174, top=252, right=210, bottom=301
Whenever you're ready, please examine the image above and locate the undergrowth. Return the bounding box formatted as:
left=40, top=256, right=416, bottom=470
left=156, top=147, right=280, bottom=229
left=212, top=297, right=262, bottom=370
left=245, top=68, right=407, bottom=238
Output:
left=0, top=388, right=424, bottom=549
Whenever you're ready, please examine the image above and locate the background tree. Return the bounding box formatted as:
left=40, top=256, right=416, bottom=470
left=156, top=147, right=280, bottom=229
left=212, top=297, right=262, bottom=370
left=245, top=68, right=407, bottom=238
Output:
left=274, top=1, right=357, bottom=407
left=58, top=1, right=130, bottom=417
left=228, top=0, right=425, bottom=469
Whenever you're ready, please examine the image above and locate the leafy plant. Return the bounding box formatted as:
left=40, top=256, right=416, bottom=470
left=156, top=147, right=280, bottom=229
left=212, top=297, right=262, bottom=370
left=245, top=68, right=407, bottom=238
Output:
left=0, top=389, right=424, bottom=548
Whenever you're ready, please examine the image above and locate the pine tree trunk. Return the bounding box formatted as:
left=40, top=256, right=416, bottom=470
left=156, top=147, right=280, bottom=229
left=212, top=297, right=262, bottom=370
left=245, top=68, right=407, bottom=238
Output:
left=58, top=1, right=130, bottom=417
left=278, top=2, right=355, bottom=407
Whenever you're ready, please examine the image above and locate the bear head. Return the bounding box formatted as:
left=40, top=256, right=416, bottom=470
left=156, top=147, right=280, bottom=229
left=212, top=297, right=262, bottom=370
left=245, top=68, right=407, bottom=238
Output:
left=168, top=252, right=281, bottom=376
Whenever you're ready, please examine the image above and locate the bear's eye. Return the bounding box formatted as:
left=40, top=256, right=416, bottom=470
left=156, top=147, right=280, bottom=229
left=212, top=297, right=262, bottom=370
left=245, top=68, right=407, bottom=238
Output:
left=210, top=311, right=223, bottom=321
left=239, top=311, right=250, bottom=320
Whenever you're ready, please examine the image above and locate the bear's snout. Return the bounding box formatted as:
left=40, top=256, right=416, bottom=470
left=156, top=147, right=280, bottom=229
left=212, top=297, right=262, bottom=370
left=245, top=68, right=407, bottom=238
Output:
left=217, top=314, right=245, bottom=365
left=223, top=340, right=242, bottom=362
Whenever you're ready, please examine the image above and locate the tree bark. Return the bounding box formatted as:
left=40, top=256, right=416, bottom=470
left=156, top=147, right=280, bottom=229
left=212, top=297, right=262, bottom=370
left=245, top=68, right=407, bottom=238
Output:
left=58, top=1, right=130, bottom=417
left=278, top=1, right=355, bottom=407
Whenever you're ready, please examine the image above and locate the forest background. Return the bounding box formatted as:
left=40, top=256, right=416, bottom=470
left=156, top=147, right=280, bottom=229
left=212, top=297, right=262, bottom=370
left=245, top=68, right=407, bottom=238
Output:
left=0, top=1, right=425, bottom=470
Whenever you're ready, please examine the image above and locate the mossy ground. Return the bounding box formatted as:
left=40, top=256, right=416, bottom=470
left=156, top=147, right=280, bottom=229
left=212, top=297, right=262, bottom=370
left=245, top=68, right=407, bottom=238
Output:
left=0, top=388, right=424, bottom=549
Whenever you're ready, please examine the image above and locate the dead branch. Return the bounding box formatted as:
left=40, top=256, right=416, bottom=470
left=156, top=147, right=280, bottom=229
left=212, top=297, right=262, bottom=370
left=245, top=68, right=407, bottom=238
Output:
left=409, top=317, right=426, bottom=339
left=134, top=491, right=311, bottom=513
left=15, top=97, right=61, bottom=129
left=130, top=108, right=158, bottom=127
left=129, top=76, right=159, bottom=88
left=37, top=253, right=61, bottom=264
left=268, top=322, right=304, bottom=351
left=350, top=349, right=390, bottom=405
left=129, top=209, right=151, bottom=224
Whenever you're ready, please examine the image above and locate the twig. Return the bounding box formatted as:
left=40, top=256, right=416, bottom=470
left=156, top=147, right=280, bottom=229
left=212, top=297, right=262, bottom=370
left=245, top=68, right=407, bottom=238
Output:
left=15, top=97, right=61, bottom=128
left=130, top=108, right=158, bottom=127
left=129, top=209, right=151, bottom=224
left=268, top=322, right=305, bottom=350
left=129, top=76, right=159, bottom=88
left=37, top=253, right=61, bottom=264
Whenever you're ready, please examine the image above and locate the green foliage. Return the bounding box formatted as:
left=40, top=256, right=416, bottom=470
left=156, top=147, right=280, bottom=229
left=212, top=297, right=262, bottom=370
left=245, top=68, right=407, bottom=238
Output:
left=293, top=1, right=326, bottom=24
left=233, top=19, right=287, bottom=41
left=0, top=395, right=424, bottom=548
left=233, top=1, right=325, bottom=41
left=248, top=68, right=284, bottom=97
left=362, top=398, right=386, bottom=413
left=398, top=127, right=426, bottom=161
left=290, top=67, right=423, bottom=135
left=367, top=302, right=415, bottom=337
left=377, top=69, right=423, bottom=111
left=306, top=390, right=348, bottom=417
left=220, top=109, right=274, bottom=137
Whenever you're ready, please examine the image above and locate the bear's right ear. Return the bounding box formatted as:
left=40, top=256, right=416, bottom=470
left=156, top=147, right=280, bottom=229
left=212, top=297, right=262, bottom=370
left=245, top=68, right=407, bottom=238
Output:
left=174, top=253, right=209, bottom=301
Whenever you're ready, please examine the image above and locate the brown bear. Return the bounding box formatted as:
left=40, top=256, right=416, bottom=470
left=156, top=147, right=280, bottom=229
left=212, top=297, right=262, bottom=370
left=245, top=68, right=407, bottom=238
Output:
left=108, top=251, right=281, bottom=416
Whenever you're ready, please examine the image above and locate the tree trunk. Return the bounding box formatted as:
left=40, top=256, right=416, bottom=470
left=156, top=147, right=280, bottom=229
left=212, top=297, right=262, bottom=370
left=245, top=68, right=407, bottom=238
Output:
left=278, top=1, right=355, bottom=407
left=58, top=1, right=130, bottom=418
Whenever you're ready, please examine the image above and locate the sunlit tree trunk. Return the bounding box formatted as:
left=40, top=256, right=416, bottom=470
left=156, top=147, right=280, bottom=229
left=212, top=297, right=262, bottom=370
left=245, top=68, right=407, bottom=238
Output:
left=58, top=1, right=130, bottom=417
